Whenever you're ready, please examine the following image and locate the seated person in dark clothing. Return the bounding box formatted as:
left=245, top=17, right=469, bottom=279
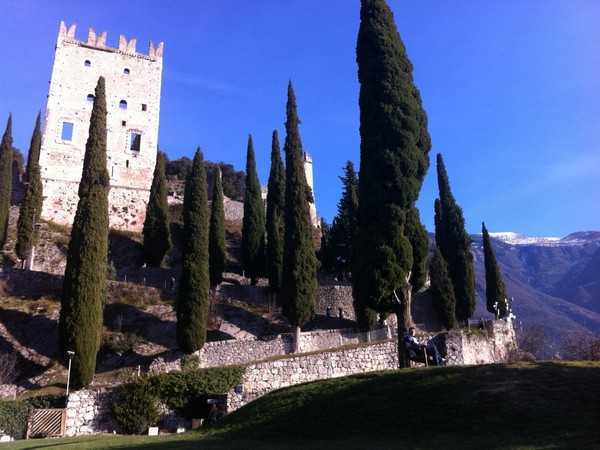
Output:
left=403, top=327, right=445, bottom=366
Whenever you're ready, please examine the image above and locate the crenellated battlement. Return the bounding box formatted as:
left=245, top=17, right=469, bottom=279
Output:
left=57, top=21, right=164, bottom=61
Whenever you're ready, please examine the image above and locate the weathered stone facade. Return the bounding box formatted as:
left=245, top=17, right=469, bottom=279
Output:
left=64, top=388, right=116, bottom=436
left=39, top=21, right=163, bottom=232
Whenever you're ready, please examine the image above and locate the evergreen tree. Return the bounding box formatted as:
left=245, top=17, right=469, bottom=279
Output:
left=405, top=207, right=429, bottom=291
left=482, top=222, right=509, bottom=317
left=429, top=247, right=456, bottom=330
left=16, top=113, right=44, bottom=263
left=59, top=77, right=110, bottom=388
left=241, top=135, right=266, bottom=284
left=353, top=0, right=431, bottom=363
left=142, top=151, right=171, bottom=267
left=177, top=149, right=210, bottom=353
left=282, top=82, right=318, bottom=328
left=435, top=153, right=476, bottom=325
left=0, top=115, right=13, bottom=249
left=209, top=168, right=226, bottom=288
left=266, top=130, right=285, bottom=292
left=327, top=161, right=359, bottom=278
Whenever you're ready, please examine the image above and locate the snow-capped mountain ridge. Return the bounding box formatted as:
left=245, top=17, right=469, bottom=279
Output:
left=487, top=231, right=600, bottom=247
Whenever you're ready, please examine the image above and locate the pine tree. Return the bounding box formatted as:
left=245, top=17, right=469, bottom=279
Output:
left=209, top=168, right=226, bottom=288
left=353, top=0, right=431, bottom=365
left=435, top=153, right=475, bottom=325
left=482, top=222, right=509, bottom=317
left=142, top=151, right=171, bottom=267
left=16, top=113, right=44, bottom=263
left=327, top=161, right=359, bottom=278
left=241, top=135, right=266, bottom=284
left=59, top=77, right=110, bottom=388
left=266, top=130, right=285, bottom=293
left=0, top=115, right=13, bottom=249
left=282, top=82, right=318, bottom=328
left=177, top=149, right=210, bottom=353
left=429, top=247, right=456, bottom=330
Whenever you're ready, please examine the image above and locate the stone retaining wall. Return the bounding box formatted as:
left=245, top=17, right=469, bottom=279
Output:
left=0, top=384, right=17, bottom=400
left=64, top=388, right=115, bottom=436
left=226, top=340, right=398, bottom=411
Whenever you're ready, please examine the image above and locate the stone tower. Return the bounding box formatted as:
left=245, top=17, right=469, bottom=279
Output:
left=39, top=21, right=164, bottom=231
left=302, top=152, right=318, bottom=227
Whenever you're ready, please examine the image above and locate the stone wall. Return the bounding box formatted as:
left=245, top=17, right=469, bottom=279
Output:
left=149, top=327, right=392, bottom=373
left=0, top=385, right=17, bottom=400
left=226, top=340, right=398, bottom=411
left=316, top=284, right=355, bottom=320
left=64, top=388, right=116, bottom=436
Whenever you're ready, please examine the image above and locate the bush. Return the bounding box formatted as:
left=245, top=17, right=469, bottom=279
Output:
left=111, top=382, right=159, bottom=435
left=111, top=366, right=244, bottom=433
left=180, top=354, right=200, bottom=371
left=0, top=400, right=29, bottom=439
left=0, top=351, right=17, bottom=384
left=24, top=395, right=66, bottom=409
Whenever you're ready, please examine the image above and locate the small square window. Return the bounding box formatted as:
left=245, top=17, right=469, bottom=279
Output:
left=123, top=68, right=130, bottom=75
left=130, top=132, right=141, bottom=152
left=141, top=104, right=147, bottom=112
left=84, top=60, right=91, bottom=67
left=61, top=122, right=74, bottom=141
left=122, top=120, right=127, bottom=127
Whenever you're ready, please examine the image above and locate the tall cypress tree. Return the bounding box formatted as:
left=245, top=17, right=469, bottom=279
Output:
left=405, top=206, right=429, bottom=291
left=282, top=82, right=318, bottom=328
left=435, top=153, right=475, bottom=325
left=0, top=115, right=13, bottom=250
left=266, top=130, right=285, bottom=293
left=16, top=113, right=44, bottom=263
left=241, top=135, right=266, bottom=284
left=209, top=168, right=226, bottom=288
left=177, top=149, right=210, bottom=353
left=142, top=151, right=171, bottom=267
left=59, top=77, right=110, bottom=388
left=429, top=247, right=456, bottom=330
left=482, top=222, right=509, bottom=317
left=353, top=0, right=431, bottom=365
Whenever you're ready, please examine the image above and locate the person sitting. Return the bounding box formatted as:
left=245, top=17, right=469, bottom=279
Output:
left=403, top=327, right=445, bottom=366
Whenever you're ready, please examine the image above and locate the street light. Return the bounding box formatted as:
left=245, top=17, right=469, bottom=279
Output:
left=66, top=351, right=75, bottom=397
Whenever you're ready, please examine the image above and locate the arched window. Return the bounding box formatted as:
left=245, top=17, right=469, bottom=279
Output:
left=84, top=60, right=91, bottom=67
left=123, top=68, right=130, bottom=75
left=119, top=100, right=128, bottom=110
left=86, top=94, right=95, bottom=102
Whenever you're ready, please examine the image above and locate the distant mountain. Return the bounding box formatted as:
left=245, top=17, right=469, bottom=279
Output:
left=468, top=231, right=600, bottom=352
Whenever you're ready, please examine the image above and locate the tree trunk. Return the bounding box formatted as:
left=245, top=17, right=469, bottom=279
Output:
left=395, top=274, right=415, bottom=368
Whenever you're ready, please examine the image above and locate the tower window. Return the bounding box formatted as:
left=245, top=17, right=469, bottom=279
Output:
left=84, top=60, right=91, bottom=67
left=141, top=104, right=147, bottom=112
left=61, top=122, right=74, bottom=141
left=126, top=160, right=130, bottom=168
left=123, top=68, right=130, bottom=75
left=129, top=132, right=141, bottom=152
left=86, top=94, right=95, bottom=102
left=119, top=100, right=128, bottom=110
left=121, top=120, right=127, bottom=127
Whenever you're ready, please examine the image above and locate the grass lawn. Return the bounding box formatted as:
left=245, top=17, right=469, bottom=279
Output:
left=6, top=361, right=600, bottom=450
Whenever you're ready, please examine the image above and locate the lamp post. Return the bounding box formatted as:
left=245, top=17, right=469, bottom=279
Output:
left=66, top=350, right=75, bottom=397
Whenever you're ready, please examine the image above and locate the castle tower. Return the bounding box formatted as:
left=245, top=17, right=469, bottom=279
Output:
left=302, top=152, right=318, bottom=227
left=39, top=21, right=164, bottom=231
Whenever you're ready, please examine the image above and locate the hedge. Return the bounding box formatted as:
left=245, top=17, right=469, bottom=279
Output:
left=0, top=400, right=30, bottom=439
left=112, top=366, right=244, bottom=434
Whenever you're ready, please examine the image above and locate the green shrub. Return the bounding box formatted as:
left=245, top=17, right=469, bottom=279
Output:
left=24, top=395, right=66, bottom=409
left=111, top=366, right=244, bottom=433
left=0, top=400, right=30, bottom=439
left=180, top=354, right=200, bottom=371
left=111, top=382, right=159, bottom=435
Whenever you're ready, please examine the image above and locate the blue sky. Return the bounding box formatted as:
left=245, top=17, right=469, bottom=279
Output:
left=1, top=0, right=598, bottom=236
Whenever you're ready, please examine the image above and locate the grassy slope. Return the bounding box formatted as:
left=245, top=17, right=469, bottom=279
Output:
left=6, top=362, right=600, bottom=450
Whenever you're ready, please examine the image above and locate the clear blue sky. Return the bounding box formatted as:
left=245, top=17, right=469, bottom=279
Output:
left=1, top=0, right=598, bottom=236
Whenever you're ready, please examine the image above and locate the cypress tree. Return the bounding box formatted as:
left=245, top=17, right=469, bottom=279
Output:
left=59, top=77, right=110, bottom=388
left=435, top=153, right=475, bottom=325
left=0, top=115, right=13, bottom=249
left=209, top=168, right=226, bottom=288
left=16, top=113, right=44, bottom=263
left=241, top=135, right=266, bottom=284
left=266, top=130, right=285, bottom=293
left=405, top=207, right=429, bottom=291
left=282, top=82, right=318, bottom=328
left=429, top=247, right=456, bottom=330
left=142, top=151, right=171, bottom=267
left=353, top=0, right=431, bottom=364
left=482, top=222, right=509, bottom=317
left=177, top=148, right=210, bottom=353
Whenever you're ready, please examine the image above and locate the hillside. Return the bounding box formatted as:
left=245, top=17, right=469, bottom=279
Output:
left=6, top=362, right=600, bottom=449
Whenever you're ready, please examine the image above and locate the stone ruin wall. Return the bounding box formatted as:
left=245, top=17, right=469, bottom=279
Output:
left=39, top=21, right=163, bottom=232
